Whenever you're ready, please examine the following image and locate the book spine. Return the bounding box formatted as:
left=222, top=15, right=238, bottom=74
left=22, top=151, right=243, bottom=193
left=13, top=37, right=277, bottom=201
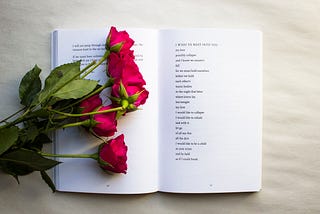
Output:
left=50, top=30, right=60, bottom=189
left=51, top=31, right=58, bottom=69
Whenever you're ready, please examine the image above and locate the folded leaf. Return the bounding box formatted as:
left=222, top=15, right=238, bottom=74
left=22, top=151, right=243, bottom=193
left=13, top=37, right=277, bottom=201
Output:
left=0, top=149, right=60, bottom=171
left=40, top=171, right=56, bottom=192
left=28, top=133, right=52, bottom=151
left=19, top=65, right=42, bottom=106
left=0, top=126, right=19, bottom=155
left=0, top=160, right=34, bottom=177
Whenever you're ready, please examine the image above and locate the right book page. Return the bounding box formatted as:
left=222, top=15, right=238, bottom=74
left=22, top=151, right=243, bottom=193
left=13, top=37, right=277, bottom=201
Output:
left=158, top=29, right=262, bottom=193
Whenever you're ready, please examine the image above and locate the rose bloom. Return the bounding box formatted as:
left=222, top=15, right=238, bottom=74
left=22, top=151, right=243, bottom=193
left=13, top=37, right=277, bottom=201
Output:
left=131, top=87, right=149, bottom=107
left=107, top=51, right=145, bottom=87
left=106, top=26, right=134, bottom=53
left=112, top=83, right=149, bottom=108
left=79, top=94, right=102, bottom=120
left=91, top=105, right=117, bottom=137
left=98, top=134, right=127, bottom=174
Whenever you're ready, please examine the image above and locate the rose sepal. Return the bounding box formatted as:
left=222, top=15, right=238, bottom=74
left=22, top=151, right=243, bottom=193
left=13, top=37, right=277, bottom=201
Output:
left=119, top=82, right=129, bottom=99
left=109, top=43, right=123, bottom=53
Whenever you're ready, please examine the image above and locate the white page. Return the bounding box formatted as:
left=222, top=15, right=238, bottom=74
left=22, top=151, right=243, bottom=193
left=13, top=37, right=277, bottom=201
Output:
left=52, top=28, right=159, bottom=194
left=158, top=29, right=262, bottom=193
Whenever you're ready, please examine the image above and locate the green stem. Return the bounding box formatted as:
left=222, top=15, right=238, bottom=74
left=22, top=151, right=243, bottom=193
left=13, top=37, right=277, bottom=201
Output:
left=81, top=50, right=110, bottom=79
left=0, top=114, right=28, bottom=130
left=49, top=106, right=124, bottom=117
left=45, top=119, right=91, bottom=132
left=20, top=108, right=32, bottom=119
left=0, top=107, right=26, bottom=124
left=40, top=152, right=99, bottom=160
left=82, top=60, right=97, bottom=73
left=60, top=120, right=89, bottom=129
left=0, top=107, right=33, bottom=130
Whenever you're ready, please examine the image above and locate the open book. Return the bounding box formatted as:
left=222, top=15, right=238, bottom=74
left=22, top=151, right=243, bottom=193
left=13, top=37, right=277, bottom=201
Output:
left=51, top=28, right=262, bottom=194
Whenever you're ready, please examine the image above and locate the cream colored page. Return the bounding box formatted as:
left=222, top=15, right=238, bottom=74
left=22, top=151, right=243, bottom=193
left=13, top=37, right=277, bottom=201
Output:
left=52, top=28, right=159, bottom=194
left=158, top=29, right=262, bottom=193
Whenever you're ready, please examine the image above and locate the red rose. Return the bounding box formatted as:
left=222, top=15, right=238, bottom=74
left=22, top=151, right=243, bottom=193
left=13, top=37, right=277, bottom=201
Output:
left=105, top=26, right=149, bottom=112
left=91, top=105, right=117, bottom=137
left=129, top=87, right=149, bottom=107
left=106, top=26, right=134, bottom=53
left=107, top=52, right=145, bottom=87
left=98, top=134, right=127, bottom=174
left=112, top=83, right=149, bottom=108
left=107, top=52, right=126, bottom=80
left=79, top=94, right=102, bottom=120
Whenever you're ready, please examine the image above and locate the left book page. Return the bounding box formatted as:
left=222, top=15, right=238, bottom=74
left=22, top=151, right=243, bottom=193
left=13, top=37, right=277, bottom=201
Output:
left=51, top=28, right=159, bottom=194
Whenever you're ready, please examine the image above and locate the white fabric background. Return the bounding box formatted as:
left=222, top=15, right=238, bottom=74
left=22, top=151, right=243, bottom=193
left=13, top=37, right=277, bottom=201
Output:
left=0, top=0, right=319, bottom=213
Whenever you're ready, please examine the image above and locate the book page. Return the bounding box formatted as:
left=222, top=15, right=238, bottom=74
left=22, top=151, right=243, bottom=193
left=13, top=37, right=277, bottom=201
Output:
left=52, top=28, right=159, bottom=194
left=158, top=29, right=262, bottom=193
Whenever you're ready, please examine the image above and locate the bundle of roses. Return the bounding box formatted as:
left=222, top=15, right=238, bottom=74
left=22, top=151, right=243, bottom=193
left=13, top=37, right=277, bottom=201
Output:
left=0, top=26, right=148, bottom=192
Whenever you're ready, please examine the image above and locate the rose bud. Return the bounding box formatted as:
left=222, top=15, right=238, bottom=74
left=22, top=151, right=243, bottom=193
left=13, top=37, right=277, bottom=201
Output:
left=106, top=26, right=134, bottom=53
left=90, top=105, right=117, bottom=137
left=98, top=134, right=127, bottom=174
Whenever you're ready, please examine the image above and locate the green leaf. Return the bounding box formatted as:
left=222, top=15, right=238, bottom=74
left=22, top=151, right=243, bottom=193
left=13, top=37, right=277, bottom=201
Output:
left=18, top=119, right=40, bottom=147
left=0, top=161, right=21, bottom=183
left=40, top=171, right=56, bottom=192
left=0, top=149, right=60, bottom=171
left=29, top=133, right=52, bottom=151
left=24, top=124, right=39, bottom=143
left=0, top=126, right=19, bottom=155
left=36, top=61, right=81, bottom=105
left=35, top=133, right=52, bottom=144
left=28, top=109, right=50, bottom=118
left=53, top=79, right=98, bottom=99
left=19, top=65, right=42, bottom=106
left=0, top=160, right=34, bottom=177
